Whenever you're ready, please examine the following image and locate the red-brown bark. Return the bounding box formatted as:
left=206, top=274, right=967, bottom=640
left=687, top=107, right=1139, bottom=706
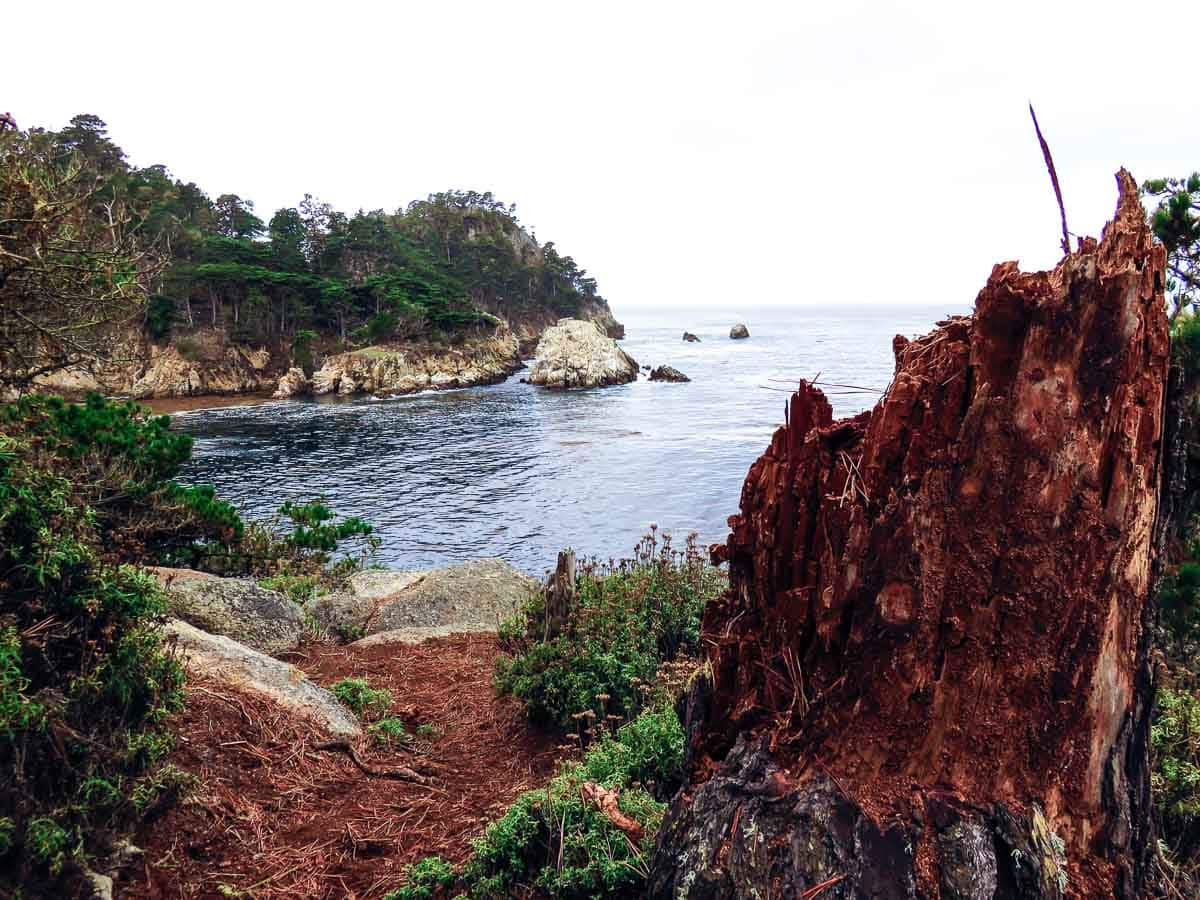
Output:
left=652, top=170, right=1169, bottom=898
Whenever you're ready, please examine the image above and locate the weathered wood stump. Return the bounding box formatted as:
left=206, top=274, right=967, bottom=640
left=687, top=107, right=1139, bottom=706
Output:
left=650, top=171, right=1169, bottom=898
left=543, top=549, right=577, bottom=642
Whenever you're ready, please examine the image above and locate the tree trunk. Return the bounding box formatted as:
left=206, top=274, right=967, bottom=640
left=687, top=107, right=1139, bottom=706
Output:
left=650, top=171, right=1169, bottom=899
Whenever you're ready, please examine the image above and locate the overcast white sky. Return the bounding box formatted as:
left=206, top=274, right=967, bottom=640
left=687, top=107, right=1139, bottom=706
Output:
left=8, top=1, right=1197, bottom=316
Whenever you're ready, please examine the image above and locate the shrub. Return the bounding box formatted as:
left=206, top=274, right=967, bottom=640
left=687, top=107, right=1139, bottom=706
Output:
left=0, top=396, right=192, bottom=889
left=383, top=855, right=456, bottom=900
left=369, top=717, right=411, bottom=748
left=330, top=678, right=393, bottom=719
left=258, top=573, right=325, bottom=605
left=392, top=703, right=684, bottom=899
left=495, top=531, right=725, bottom=728
left=1154, top=686, right=1200, bottom=862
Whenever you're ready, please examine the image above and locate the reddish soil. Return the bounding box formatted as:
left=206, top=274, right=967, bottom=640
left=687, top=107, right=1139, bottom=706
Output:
left=131, top=633, right=561, bottom=899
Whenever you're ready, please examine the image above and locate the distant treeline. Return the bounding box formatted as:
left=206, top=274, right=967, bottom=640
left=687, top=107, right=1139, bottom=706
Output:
left=1, top=114, right=607, bottom=384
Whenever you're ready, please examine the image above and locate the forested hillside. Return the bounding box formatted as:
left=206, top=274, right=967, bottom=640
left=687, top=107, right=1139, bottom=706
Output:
left=0, top=115, right=620, bottom=395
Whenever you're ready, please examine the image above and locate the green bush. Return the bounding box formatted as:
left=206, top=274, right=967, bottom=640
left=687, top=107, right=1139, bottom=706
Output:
left=330, top=677, right=393, bottom=719
left=369, top=717, right=411, bottom=748
left=1154, top=687, right=1200, bottom=862
left=392, top=703, right=684, bottom=899
left=383, top=855, right=456, bottom=900
left=495, top=531, right=725, bottom=728
left=0, top=396, right=193, bottom=888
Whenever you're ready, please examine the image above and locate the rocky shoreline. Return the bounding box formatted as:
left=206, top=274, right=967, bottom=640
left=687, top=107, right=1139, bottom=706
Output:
left=151, top=558, right=539, bottom=736
left=25, top=304, right=624, bottom=403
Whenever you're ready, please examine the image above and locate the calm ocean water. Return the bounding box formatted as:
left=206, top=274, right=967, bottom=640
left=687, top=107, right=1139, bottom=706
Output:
left=172, top=304, right=970, bottom=575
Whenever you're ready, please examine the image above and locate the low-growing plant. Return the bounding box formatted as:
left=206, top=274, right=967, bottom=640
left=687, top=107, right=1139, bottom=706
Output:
left=496, top=530, right=725, bottom=729
left=258, top=573, right=325, bottom=605
left=383, top=855, right=456, bottom=900
left=1153, top=686, right=1200, bottom=861
left=330, top=677, right=393, bottom=719
left=1, top=397, right=194, bottom=890
left=369, top=716, right=411, bottom=748
left=391, top=702, right=684, bottom=899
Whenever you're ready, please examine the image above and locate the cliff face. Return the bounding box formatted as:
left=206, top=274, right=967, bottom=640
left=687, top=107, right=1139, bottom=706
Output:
left=651, top=171, right=1169, bottom=898
left=311, top=328, right=521, bottom=397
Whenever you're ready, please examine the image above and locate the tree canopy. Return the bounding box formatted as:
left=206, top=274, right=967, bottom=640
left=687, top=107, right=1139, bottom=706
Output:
left=1, top=114, right=612, bottom=387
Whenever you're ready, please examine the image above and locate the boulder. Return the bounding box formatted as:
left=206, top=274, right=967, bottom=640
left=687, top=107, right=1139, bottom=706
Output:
left=729, top=323, right=750, bottom=339
left=152, top=568, right=304, bottom=655
left=368, top=558, right=538, bottom=635
left=305, top=569, right=426, bottom=636
left=528, top=318, right=639, bottom=389
left=272, top=366, right=311, bottom=399
left=165, top=620, right=361, bottom=737
left=649, top=365, right=690, bottom=383
left=682, top=332, right=701, bottom=342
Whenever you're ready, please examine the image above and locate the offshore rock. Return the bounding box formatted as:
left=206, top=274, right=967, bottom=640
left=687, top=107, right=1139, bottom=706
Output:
left=729, top=323, right=749, bottom=339
left=683, top=331, right=701, bottom=342
left=649, top=365, right=691, bottom=383
left=311, top=328, right=520, bottom=397
left=650, top=171, right=1168, bottom=898
left=528, top=318, right=639, bottom=389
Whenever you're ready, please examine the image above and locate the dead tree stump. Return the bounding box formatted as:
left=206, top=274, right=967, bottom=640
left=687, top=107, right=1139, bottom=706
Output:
left=650, top=171, right=1169, bottom=899
left=543, top=549, right=577, bottom=642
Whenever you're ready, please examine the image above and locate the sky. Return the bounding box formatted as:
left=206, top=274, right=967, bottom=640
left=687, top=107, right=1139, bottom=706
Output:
left=7, top=1, right=1197, bottom=319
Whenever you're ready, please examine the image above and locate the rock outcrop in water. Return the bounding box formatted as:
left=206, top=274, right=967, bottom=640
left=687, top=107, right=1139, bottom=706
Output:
left=649, top=365, right=690, bottom=383
left=729, top=323, right=749, bottom=339
left=312, top=328, right=520, bottom=397
left=528, top=318, right=639, bottom=389
left=650, top=171, right=1169, bottom=898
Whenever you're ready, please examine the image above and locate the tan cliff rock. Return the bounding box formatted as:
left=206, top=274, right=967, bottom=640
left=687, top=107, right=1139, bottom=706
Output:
left=528, top=318, right=639, bottom=389
left=311, top=327, right=521, bottom=397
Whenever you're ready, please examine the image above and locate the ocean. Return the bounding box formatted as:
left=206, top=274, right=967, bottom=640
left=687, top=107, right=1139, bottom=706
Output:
left=171, top=304, right=971, bottom=576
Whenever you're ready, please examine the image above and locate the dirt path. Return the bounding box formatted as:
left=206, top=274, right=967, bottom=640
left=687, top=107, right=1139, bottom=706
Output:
left=135, top=633, right=560, bottom=899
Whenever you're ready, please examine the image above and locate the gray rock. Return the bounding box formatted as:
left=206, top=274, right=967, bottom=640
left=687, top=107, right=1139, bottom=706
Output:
left=649, top=365, right=690, bottom=383
left=351, top=623, right=495, bottom=648
left=305, top=569, right=426, bottom=636
left=153, top=568, right=304, bottom=655
left=165, top=620, right=361, bottom=737
left=730, top=323, right=750, bottom=339
left=528, top=318, right=639, bottom=389
left=369, top=558, right=538, bottom=634
left=683, top=331, right=701, bottom=342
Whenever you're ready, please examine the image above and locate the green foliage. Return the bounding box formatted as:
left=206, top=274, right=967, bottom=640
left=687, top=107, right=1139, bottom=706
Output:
left=129, top=763, right=199, bottom=816
left=496, top=531, right=725, bottom=728
left=146, top=294, right=176, bottom=339
left=0, top=121, right=162, bottom=389
left=4, top=113, right=617, bottom=386
left=0, top=394, right=242, bottom=566
left=258, top=573, right=324, bottom=605
left=1153, top=687, right=1200, bottom=859
left=401, top=703, right=683, bottom=899
left=0, top=394, right=219, bottom=887
left=369, top=717, right=411, bottom=748
left=280, top=499, right=377, bottom=554
left=383, top=856, right=457, bottom=900
left=330, top=678, right=393, bottom=719
left=1145, top=173, right=1200, bottom=322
